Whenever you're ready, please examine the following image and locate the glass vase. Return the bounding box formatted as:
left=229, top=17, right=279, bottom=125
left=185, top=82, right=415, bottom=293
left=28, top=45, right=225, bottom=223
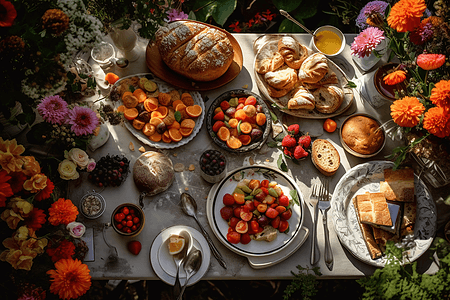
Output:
left=110, top=19, right=140, bottom=62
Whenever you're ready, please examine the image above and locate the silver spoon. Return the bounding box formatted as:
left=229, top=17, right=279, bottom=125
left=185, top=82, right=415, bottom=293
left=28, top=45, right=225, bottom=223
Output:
left=180, top=193, right=227, bottom=269
left=172, top=230, right=193, bottom=298
left=176, top=248, right=202, bottom=300
left=279, top=10, right=316, bottom=37
left=111, top=57, right=129, bottom=68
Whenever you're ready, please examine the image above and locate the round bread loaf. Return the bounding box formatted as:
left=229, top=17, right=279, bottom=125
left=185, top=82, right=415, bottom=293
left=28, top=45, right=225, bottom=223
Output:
left=341, top=115, right=384, bottom=155
left=155, top=21, right=234, bottom=82
left=133, top=151, right=175, bottom=196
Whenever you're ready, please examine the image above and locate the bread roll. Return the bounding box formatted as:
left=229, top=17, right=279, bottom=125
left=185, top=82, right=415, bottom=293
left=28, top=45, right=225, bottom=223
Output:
left=298, top=53, right=328, bottom=83
left=313, top=85, right=344, bottom=114
left=304, top=71, right=338, bottom=89
left=287, top=85, right=315, bottom=110
left=155, top=21, right=234, bottom=82
left=341, top=115, right=384, bottom=155
left=255, top=52, right=284, bottom=74
left=277, top=36, right=308, bottom=69
left=311, top=139, right=340, bottom=176
left=266, top=84, right=290, bottom=98
left=380, top=168, right=415, bottom=202
left=264, top=65, right=298, bottom=90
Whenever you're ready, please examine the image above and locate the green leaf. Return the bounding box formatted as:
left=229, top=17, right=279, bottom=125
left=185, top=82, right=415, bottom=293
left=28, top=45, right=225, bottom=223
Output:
left=279, top=19, right=304, bottom=33
left=292, top=3, right=317, bottom=20
left=266, top=141, right=280, bottom=148
left=269, top=110, right=278, bottom=122
left=174, top=111, right=182, bottom=122
left=290, top=189, right=300, bottom=206
left=272, top=0, right=301, bottom=13
left=346, top=81, right=357, bottom=88
left=277, top=154, right=288, bottom=172
left=190, top=0, right=236, bottom=26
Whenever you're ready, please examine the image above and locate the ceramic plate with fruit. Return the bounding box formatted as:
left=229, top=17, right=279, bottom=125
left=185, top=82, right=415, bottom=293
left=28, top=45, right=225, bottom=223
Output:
left=206, top=165, right=304, bottom=257
left=110, top=73, right=205, bottom=149
left=206, top=90, right=272, bottom=153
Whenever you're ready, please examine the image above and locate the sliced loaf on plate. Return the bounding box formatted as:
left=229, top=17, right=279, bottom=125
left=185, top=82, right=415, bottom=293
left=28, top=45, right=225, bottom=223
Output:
left=311, top=139, right=340, bottom=176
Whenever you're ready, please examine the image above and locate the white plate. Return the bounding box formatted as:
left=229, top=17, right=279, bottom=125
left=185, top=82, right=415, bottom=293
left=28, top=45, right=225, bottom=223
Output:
left=112, top=73, right=205, bottom=149
left=149, top=225, right=211, bottom=286
left=331, top=161, right=437, bottom=267
left=253, top=35, right=354, bottom=119
left=206, top=166, right=304, bottom=258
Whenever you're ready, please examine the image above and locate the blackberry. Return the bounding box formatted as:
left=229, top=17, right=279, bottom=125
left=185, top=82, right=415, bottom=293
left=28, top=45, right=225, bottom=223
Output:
left=200, top=150, right=226, bottom=176
left=88, top=154, right=130, bottom=187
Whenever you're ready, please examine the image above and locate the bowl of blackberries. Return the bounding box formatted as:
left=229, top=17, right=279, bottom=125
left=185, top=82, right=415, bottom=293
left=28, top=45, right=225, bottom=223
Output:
left=88, top=154, right=130, bottom=188
left=199, top=149, right=227, bottom=183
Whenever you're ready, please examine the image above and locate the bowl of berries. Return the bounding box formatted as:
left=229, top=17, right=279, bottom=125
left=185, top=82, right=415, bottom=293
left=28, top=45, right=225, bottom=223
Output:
left=88, top=154, right=130, bottom=188
left=207, top=89, right=271, bottom=153
left=271, top=124, right=311, bottom=162
left=199, top=149, right=227, bottom=183
left=111, top=203, right=145, bottom=237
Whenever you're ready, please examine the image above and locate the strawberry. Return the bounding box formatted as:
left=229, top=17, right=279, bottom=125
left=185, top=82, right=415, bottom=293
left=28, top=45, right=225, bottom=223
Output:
left=220, top=100, right=231, bottom=111
left=281, top=135, right=297, bottom=147
left=293, top=145, right=309, bottom=159
left=283, top=147, right=293, bottom=157
left=244, top=96, right=257, bottom=106
left=127, top=240, right=142, bottom=255
left=213, top=111, right=225, bottom=121
left=212, top=120, right=225, bottom=132
left=287, top=124, right=300, bottom=135
left=298, top=135, right=312, bottom=148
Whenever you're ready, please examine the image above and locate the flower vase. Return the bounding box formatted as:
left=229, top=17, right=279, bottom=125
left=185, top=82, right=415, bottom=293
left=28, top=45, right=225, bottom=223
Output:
left=0, top=102, right=27, bottom=138
left=352, top=38, right=390, bottom=72
left=110, top=20, right=140, bottom=62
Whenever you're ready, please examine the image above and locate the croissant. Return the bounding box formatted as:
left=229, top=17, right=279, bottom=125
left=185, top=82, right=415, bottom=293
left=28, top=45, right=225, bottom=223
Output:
left=266, top=84, right=290, bottom=98
left=255, top=52, right=284, bottom=74
left=304, top=70, right=338, bottom=89
left=264, top=65, right=298, bottom=90
left=277, top=36, right=308, bottom=69
left=313, top=84, right=344, bottom=114
left=287, top=85, right=315, bottom=110
left=298, top=53, right=329, bottom=84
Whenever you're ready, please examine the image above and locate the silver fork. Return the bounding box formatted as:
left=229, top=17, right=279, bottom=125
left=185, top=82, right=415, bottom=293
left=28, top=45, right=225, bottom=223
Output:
left=318, top=179, right=333, bottom=271
left=309, top=184, right=320, bottom=265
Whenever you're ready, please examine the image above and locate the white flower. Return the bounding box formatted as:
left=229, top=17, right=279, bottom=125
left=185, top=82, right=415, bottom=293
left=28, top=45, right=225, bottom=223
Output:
left=67, top=148, right=90, bottom=169
left=66, top=222, right=86, bottom=238
left=58, top=159, right=80, bottom=180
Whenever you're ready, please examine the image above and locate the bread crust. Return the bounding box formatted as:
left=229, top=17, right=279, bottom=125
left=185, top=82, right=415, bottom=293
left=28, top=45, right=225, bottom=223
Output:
left=264, top=65, right=298, bottom=90
left=342, top=115, right=384, bottom=155
left=255, top=51, right=284, bottom=74
left=156, top=21, right=234, bottom=82
left=287, top=85, right=315, bottom=110
left=311, top=139, right=340, bottom=176
left=313, top=84, right=344, bottom=114
left=277, top=36, right=308, bottom=69
left=298, top=53, right=329, bottom=83
left=380, top=168, right=415, bottom=202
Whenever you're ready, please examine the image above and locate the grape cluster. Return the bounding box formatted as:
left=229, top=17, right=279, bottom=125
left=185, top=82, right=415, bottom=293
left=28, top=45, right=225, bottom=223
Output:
left=88, top=154, right=130, bottom=187
left=200, top=150, right=226, bottom=176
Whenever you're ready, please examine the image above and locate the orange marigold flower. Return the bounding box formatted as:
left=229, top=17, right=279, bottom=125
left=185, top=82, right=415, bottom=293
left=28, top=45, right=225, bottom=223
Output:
left=423, top=107, right=450, bottom=138
left=430, top=80, right=450, bottom=111
left=48, top=198, right=78, bottom=226
left=422, top=16, right=444, bottom=29
left=390, top=96, right=425, bottom=127
left=46, top=239, right=76, bottom=262
left=417, top=53, right=446, bottom=70
left=47, top=258, right=91, bottom=300
left=387, top=0, right=426, bottom=32
left=383, top=70, right=407, bottom=85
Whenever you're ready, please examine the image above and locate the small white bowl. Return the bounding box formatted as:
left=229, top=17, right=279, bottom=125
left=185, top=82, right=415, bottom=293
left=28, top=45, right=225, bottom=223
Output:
left=310, top=25, right=346, bottom=57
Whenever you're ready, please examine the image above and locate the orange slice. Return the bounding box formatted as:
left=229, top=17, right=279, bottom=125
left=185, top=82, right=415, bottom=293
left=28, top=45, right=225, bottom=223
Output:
left=169, top=120, right=180, bottom=129
left=122, top=91, right=133, bottom=100
left=180, top=119, right=196, bottom=129
left=156, top=106, right=168, bottom=119
left=227, top=136, right=242, bottom=149
left=144, top=97, right=158, bottom=112
left=151, top=110, right=164, bottom=119
left=217, top=126, right=230, bottom=141
left=180, top=127, right=193, bottom=137
left=117, top=105, right=126, bottom=113
left=172, top=99, right=184, bottom=110
left=133, top=88, right=147, bottom=103
left=162, top=131, right=172, bottom=143
left=149, top=117, right=164, bottom=127
left=149, top=132, right=162, bottom=142
left=168, top=128, right=183, bottom=142
left=168, top=235, right=185, bottom=255
left=185, top=105, right=202, bottom=118
left=124, top=108, right=139, bottom=121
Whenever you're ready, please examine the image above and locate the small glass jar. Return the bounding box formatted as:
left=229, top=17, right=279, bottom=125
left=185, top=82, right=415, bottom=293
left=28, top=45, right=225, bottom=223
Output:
left=91, top=41, right=115, bottom=68
left=199, top=150, right=227, bottom=183
left=79, top=191, right=106, bottom=219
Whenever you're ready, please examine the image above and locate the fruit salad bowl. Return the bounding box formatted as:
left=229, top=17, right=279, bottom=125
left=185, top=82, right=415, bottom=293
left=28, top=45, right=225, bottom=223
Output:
left=206, top=89, right=272, bottom=153
left=111, top=203, right=145, bottom=237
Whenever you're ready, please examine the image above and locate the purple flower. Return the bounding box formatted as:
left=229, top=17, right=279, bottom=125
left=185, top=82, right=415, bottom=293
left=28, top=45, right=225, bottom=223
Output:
left=410, top=22, right=434, bottom=45
left=37, top=95, right=69, bottom=125
left=356, top=1, right=389, bottom=30
left=166, top=9, right=189, bottom=22
left=68, top=106, right=99, bottom=136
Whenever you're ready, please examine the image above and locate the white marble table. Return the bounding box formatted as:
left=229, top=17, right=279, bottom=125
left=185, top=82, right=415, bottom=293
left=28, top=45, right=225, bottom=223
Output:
left=69, top=33, right=440, bottom=281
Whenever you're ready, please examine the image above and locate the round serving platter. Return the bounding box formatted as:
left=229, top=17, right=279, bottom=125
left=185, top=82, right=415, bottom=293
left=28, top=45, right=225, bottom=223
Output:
left=331, top=161, right=436, bottom=267
left=253, top=34, right=354, bottom=119
left=112, top=73, right=205, bottom=149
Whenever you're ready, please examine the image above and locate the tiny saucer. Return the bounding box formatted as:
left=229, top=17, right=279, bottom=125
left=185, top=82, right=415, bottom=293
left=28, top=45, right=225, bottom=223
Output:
left=150, top=225, right=211, bottom=286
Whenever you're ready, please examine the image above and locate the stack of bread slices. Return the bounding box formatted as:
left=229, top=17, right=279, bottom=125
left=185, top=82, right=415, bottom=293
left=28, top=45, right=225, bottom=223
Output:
left=352, top=168, right=416, bottom=259
left=255, top=36, right=344, bottom=114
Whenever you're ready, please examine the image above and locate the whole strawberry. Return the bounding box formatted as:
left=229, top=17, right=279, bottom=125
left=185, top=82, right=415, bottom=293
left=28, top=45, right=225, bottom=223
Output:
left=281, top=135, right=297, bottom=148
left=298, top=135, right=311, bottom=148
left=294, top=145, right=308, bottom=159
left=287, top=124, right=300, bottom=135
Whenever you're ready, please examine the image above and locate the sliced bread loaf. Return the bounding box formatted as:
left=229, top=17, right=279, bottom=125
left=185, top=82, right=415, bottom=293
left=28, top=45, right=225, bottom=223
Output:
left=311, top=139, right=340, bottom=176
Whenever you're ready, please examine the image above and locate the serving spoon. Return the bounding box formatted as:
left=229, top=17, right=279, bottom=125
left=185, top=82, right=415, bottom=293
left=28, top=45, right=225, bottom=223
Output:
left=176, top=248, right=202, bottom=300
left=279, top=10, right=316, bottom=37
left=172, top=230, right=193, bottom=298
left=180, top=193, right=227, bottom=269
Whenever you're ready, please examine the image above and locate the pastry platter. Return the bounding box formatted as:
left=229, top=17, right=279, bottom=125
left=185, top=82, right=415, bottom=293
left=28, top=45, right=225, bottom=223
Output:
left=331, top=161, right=436, bottom=267
left=206, top=166, right=306, bottom=268
left=253, top=34, right=354, bottom=119
left=146, top=20, right=243, bottom=91
left=111, top=73, right=205, bottom=149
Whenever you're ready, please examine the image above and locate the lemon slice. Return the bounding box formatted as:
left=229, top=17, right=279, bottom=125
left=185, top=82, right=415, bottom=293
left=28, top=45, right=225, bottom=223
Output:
left=168, top=235, right=185, bottom=255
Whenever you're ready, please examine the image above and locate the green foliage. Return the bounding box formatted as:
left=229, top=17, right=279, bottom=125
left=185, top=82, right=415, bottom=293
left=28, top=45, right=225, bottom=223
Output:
left=283, top=265, right=322, bottom=300
left=357, top=239, right=450, bottom=300
left=272, top=0, right=301, bottom=13
left=386, top=133, right=429, bottom=170
left=187, top=0, right=237, bottom=26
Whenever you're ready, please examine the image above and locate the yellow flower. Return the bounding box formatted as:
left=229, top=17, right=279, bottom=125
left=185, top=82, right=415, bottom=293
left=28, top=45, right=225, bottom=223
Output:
left=0, top=197, right=33, bottom=229
left=390, top=96, right=425, bottom=127
left=0, top=138, right=25, bottom=173
left=21, top=156, right=41, bottom=176
left=23, top=173, right=48, bottom=193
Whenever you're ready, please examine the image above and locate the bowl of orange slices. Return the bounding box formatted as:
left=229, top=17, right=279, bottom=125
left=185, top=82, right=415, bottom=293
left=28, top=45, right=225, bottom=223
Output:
left=109, top=73, right=205, bottom=149
left=206, top=89, right=271, bottom=153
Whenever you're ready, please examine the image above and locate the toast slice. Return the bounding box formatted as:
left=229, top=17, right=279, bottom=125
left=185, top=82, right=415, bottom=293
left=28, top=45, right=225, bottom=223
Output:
left=353, top=192, right=392, bottom=227
left=311, top=139, right=340, bottom=176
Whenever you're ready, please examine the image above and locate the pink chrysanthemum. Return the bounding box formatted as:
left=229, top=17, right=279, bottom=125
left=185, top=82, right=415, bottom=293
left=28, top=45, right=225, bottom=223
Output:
left=37, top=95, right=69, bottom=125
left=166, top=9, right=189, bottom=22
left=351, top=27, right=385, bottom=58
left=68, top=106, right=99, bottom=136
